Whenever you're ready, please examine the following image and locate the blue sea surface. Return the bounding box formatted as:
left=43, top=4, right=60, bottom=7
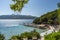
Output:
left=0, top=19, right=45, bottom=40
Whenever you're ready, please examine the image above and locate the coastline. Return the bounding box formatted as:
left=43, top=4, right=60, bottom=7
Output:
left=23, top=23, right=47, bottom=29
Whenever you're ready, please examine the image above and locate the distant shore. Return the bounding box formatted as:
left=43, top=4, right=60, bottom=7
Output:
left=0, top=19, right=34, bottom=20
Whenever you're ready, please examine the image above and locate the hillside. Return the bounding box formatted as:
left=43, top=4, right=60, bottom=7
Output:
left=44, top=31, right=60, bottom=40
left=33, top=9, right=60, bottom=25
left=0, top=15, right=36, bottom=19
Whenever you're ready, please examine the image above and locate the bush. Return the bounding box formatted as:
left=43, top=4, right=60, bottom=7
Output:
left=0, top=34, right=5, bottom=40
left=44, top=31, right=60, bottom=40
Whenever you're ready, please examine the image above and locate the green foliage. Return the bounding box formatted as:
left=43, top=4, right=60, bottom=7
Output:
left=21, top=32, right=31, bottom=38
left=33, top=18, right=40, bottom=24
left=57, top=9, right=60, bottom=24
left=44, top=31, right=60, bottom=40
left=0, top=34, right=5, bottom=40
left=9, top=35, right=22, bottom=40
left=9, top=29, right=40, bottom=40
left=31, top=29, right=40, bottom=37
left=10, top=0, right=29, bottom=12
left=33, top=9, right=59, bottom=25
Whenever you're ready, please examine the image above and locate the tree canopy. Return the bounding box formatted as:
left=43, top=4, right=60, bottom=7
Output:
left=9, top=29, right=40, bottom=40
left=10, top=0, right=29, bottom=12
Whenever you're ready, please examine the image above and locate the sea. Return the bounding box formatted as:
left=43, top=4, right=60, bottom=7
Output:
left=0, top=19, right=46, bottom=40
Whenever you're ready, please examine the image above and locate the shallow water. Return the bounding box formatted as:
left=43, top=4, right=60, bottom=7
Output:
left=0, top=19, right=45, bottom=40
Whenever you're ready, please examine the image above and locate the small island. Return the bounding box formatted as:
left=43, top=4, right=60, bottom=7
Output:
left=0, top=15, right=36, bottom=19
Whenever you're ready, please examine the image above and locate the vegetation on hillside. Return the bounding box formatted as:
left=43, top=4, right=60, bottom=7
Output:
left=33, top=2, right=60, bottom=25
left=57, top=2, right=60, bottom=24
left=33, top=9, right=59, bottom=25
left=44, top=31, right=60, bottom=40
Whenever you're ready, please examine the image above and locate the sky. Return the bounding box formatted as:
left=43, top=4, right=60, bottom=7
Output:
left=0, top=0, right=60, bottom=17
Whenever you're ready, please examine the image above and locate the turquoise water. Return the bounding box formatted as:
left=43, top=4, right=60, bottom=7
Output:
left=0, top=19, right=45, bottom=40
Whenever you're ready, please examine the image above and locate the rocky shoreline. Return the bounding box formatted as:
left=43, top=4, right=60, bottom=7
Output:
left=23, top=23, right=48, bottom=29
